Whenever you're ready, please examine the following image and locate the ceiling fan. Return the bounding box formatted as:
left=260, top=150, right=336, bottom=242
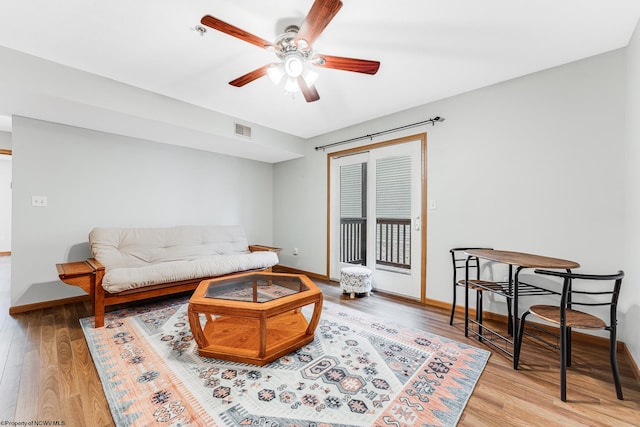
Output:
left=200, top=0, right=380, bottom=102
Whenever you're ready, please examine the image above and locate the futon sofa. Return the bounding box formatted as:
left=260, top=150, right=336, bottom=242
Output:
left=57, top=225, right=280, bottom=327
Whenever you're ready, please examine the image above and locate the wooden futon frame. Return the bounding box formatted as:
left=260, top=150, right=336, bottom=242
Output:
left=56, top=245, right=280, bottom=328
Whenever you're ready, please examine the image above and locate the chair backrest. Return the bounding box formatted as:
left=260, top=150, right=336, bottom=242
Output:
left=449, top=247, right=493, bottom=284
left=534, top=269, right=624, bottom=328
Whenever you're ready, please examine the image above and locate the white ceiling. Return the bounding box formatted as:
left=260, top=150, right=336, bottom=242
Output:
left=1, top=0, right=639, bottom=141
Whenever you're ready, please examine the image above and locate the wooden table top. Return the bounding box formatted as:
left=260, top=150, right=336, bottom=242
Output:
left=464, top=249, right=580, bottom=269
left=189, top=271, right=322, bottom=315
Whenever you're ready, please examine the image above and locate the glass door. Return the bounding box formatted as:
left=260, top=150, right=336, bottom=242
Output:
left=331, top=152, right=369, bottom=270
left=329, top=136, right=425, bottom=300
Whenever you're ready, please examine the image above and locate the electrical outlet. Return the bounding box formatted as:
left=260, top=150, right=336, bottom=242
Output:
left=293, top=247, right=299, bottom=256
left=31, top=196, right=48, bottom=207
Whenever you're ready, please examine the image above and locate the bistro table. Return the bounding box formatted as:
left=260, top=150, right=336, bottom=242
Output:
left=463, top=249, right=580, bottom=369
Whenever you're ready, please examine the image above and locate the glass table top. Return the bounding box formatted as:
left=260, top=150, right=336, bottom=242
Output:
left=204, top=274, right=309, bottom=303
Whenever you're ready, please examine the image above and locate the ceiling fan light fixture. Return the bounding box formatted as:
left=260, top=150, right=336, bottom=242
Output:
left=267, top=63, right=285, bottom=85
left=284, top=76, right=300, bottom=93
left=302, top=68, right=319, bottom=87
left=284, top=54, right=304, bottom=78
left=200, top=0, right=379, bottom=102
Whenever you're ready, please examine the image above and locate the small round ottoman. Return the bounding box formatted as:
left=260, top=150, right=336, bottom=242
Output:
left=340, top=266, right=372, bottom=299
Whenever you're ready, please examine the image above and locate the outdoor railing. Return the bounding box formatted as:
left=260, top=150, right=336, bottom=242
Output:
left=340, top=217, right=366, bottom=264
left=340, top=217, right=411, bottom=269
left=376, top=218, right=411, bottom=269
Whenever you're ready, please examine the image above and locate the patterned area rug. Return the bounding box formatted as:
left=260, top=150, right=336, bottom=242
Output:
left=81, top=297, right=490, bottom=426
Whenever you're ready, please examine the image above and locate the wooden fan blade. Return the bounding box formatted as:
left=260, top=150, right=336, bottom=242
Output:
left=201, top=15, right=278, bottom=51
left=312, top=55, right=380, bottom=75
left=229, top=64, right=271, bottom=87
left=295, top=0, right=343, bottom=47
left=297, top=76, right=320, bottom=102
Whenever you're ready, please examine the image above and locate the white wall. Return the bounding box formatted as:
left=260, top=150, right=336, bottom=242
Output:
left=11, top=117, right=274, bottom=305
left=0, top=131, right=10, bottom=149
left=274, top=148, right=328, bottom=270
left=274, top=49, right=629, bottom=338
left=0, top=131, right=11, bottom=254
left=624, top=20, right=640, bottom=368
left=0, top=154, right=10, bottom=252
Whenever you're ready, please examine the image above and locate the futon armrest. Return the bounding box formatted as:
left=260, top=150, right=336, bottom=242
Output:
left=249, top=245, right=282, bottom=255
left=86, top=257, right=105, bottom=272
left=56, top=259, right=96, bottom=294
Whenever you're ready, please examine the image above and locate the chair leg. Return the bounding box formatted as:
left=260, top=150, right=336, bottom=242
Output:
left=560, top=325, right=568, bottom=402
left=566, top=327, right=572, bottom=368
left=476, top=290, right=483, bottom=342
left=609, top=327, right=624, bottom=400
left=506, top=296, right=513, bottom=336
left=449, top=284, right=457, bottom=326
left=514, top=310, right=530, bottom=369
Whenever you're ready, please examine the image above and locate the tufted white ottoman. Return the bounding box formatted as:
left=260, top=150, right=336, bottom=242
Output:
left=340, top=266, right=372, bottom=299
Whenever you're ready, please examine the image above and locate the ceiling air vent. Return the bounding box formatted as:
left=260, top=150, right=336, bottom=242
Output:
left=234, top=122, right=252, bottom=138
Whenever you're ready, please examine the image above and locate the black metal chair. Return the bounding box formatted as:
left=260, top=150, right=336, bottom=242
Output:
left=449, top=247, right=494, bottom=325
left=514, top=269, right=625, bottom=401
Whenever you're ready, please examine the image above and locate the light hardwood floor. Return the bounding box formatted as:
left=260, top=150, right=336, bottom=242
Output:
left=0, top=257, right=638, bottom=426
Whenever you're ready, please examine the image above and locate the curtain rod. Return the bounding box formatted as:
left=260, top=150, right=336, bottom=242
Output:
left=314, top=116, right=445, bottom=151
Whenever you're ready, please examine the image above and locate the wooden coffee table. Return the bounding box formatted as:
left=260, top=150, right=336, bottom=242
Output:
left=188, top=272, right=323, bottom=366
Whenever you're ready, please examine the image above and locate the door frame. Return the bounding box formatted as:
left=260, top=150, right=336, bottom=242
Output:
left=325, top=133, right=427, bottom=302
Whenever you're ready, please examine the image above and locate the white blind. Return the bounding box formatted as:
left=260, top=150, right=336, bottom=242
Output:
left=376, top=156, right=411, bottom=218
left=340, top=163, right=365, bottom=217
